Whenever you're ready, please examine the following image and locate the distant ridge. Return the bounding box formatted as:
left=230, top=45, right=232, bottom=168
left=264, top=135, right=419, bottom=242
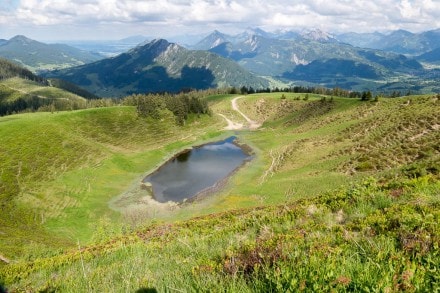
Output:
left=418, top=47, right=440, bottom=64
left=336, top=28, right=440, bottom=55
left=202, top=32, right=424, bottom=80
left=194, top=30, right=232, bottom=50
left=0, top=35, right=103, bottom=72
left=299, top=29, right=337, bottom=42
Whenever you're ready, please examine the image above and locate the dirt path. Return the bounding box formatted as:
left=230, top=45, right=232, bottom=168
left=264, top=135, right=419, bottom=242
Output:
left=3, top=84, right=47, bottom=99
left=218, top=113, right=244, bottom=130
left=219, top=96, right=261, bottom=130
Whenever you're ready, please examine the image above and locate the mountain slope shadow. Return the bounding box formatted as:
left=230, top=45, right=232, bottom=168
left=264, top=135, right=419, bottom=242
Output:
left=49, top=64, right=216, bottom=96
left=209, top=42, right=258, bottom=61
left=135, top=65, right=216, bottom=94
left=282, top=58, right=380, bottom=84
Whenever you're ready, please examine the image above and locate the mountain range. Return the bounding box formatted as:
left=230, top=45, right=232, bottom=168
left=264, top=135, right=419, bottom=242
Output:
left=195, top=28, right=440, bottom=58
left=2, top=27, right=440, bottom=96
left=338, top=29, right=440, bottom=55
left=202, top=27, right=440, bottom=56
left=44, top=39, right=269, bottom=97
left=194, top=29, right=436, bottom=92
left=192, top=28, right=339, bottom=51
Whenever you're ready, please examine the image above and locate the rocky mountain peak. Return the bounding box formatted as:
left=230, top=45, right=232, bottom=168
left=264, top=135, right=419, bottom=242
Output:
left=301, top=29, right=336, bottom=42
left=129, top=39, right=176, bottom=57
left=194, top=31, right=230, bottom=50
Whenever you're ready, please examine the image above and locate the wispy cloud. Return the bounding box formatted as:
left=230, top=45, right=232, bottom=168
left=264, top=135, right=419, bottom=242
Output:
left=0, top=0, right=439, bottom=40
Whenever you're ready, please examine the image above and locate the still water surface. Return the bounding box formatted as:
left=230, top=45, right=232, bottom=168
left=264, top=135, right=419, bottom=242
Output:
left=143, top=136, right=251, bottom=203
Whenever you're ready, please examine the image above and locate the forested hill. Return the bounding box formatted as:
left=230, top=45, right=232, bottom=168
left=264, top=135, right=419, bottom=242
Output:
left=0, top=58, right=99, bottom=116
left=44, top=39, right=270, bottom=97
left=0, top=58, right=47, bottom=84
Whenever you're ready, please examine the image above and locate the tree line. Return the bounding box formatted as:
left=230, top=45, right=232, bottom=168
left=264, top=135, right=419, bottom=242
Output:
left=124, top=92, right=211, bottom=125
left=235, top=85, right=412, bottom=99
left=0, top=95, right=117, bottom=117
left=0, top=95, right=51, bottom=116
left=48, top=79, right=99, bottom=100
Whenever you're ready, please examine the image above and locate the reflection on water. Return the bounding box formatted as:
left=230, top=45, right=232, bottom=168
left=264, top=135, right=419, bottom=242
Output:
left=143, top=136, right=251, bottom=203
left=176, top=151, right=191, bottom=162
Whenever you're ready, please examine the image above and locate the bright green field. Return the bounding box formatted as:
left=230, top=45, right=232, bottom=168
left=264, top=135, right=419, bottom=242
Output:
left=1, top=93, right=439, bottom=291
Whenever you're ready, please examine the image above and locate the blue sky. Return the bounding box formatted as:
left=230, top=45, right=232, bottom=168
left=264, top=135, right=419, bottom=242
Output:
left=2, top=0, right=19, bottom=11
left=0, top=0, right=439, bottom=41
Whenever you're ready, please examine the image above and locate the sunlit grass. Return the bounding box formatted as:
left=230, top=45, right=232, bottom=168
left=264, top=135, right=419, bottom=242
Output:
left=2, top=176, right=439, bottom=292
left=0, top=77, right=85, bottom=102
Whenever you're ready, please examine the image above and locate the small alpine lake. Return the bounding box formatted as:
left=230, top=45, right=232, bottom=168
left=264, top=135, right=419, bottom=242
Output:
left=143, top=136, right=252, bottom=203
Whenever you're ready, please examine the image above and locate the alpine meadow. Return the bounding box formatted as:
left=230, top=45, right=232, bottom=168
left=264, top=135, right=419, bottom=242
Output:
left=0, top=5, right=440, bottom=292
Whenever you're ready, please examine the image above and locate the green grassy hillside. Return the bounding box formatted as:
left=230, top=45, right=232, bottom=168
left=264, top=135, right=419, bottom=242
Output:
left=2, top=175, right=439, bottom=292
left=0, top=78, right=86, bottom=102
left=0, top=77, right=101, bottom=116
left=0, top=93, right=439, bottom=291
left=0, top=106, right=222, bottom=258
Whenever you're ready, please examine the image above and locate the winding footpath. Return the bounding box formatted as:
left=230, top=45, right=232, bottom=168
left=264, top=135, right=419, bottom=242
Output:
left=218, top=113, right=244, bottom=130
left=219, top=96, right=261, bottom=130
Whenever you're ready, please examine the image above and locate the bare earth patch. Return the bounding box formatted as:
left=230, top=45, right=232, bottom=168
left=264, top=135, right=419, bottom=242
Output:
left=219, top=96, right=261, bottom=130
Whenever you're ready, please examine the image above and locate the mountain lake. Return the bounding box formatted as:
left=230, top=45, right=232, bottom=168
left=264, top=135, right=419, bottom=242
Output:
left=143, top=136, right=252, bottom=203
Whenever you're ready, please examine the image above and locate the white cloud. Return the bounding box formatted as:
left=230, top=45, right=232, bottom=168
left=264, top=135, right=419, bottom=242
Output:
left=0, top=0, right=439, bottom=40
left=399, top=0, right=421, bottom=19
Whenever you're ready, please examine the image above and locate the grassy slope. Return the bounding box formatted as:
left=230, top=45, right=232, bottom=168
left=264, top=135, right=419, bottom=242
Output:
left=0, top=77, right=86, bottom=103
left=0, top=105, right=224, bottom=258
left=1, top=176, right=439, bottom=292
left=1, top=93, right=439, bottom=291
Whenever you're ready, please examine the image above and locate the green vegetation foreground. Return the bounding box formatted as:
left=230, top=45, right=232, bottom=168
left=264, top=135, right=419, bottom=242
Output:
left=2, top=175, right=439, bottom=292
left=0, top=93, right=439, bottom=291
